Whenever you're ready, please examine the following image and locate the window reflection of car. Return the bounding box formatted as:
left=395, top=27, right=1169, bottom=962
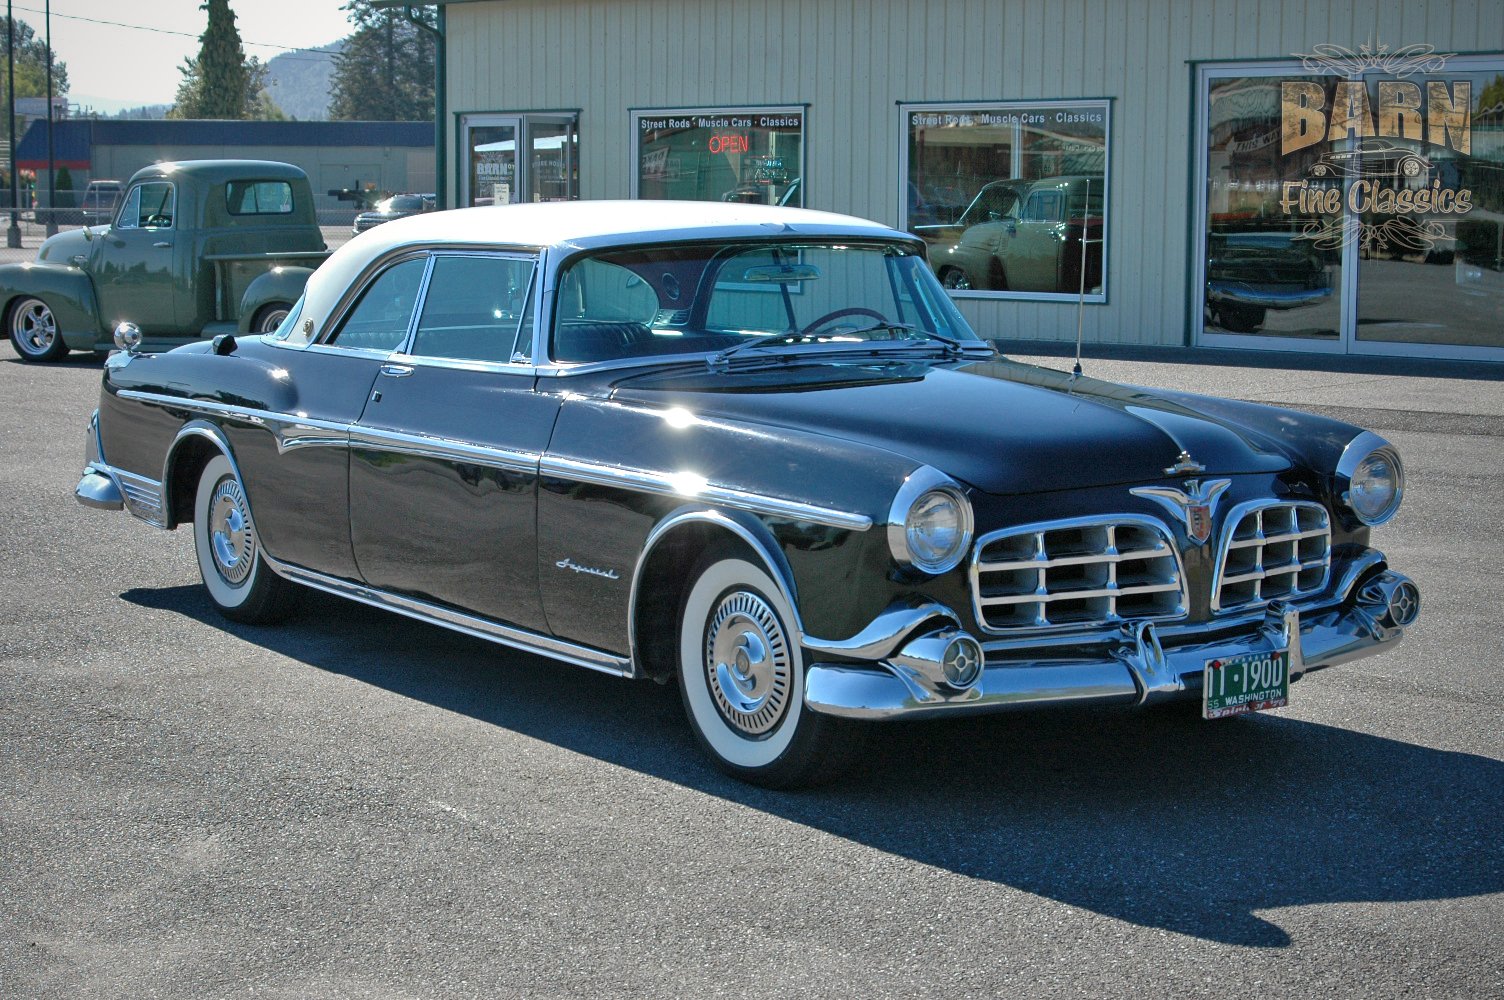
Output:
left=928, top=176, right=1103, bottom=293
left=911, top=179, right=1028, bottom=257
left=1309, top=141, right=1431, bottom=180
left=352, top=193, right=437, bottom=234
left=1205, top=230, right=1332, bottom=332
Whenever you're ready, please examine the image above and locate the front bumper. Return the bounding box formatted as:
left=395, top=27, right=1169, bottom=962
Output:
left=804, top=568, right=1418, bottom=720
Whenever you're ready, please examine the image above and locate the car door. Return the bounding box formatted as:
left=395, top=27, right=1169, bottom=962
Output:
left=243, top=254, right=431, bottom=580
left=1005, top=187, right=1068, bottom=291
left=348, top=251, right=556, bottom=632
left=93, top=180, right=189, bottom=334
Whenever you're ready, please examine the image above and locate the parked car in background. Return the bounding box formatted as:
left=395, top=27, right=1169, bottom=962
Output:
left=79, top=179, right=123, bottom=225
left=929, top=175, right=1104, bottom=293
left=352, top=193, right=436, bottom=234
left=75, top=201, right=1419, bottom=787
left=2, top=160, right=329, bottom=362
left=1205, top=229, right=1333, bottom=332
left=910, top=178, right=1029, bottom=259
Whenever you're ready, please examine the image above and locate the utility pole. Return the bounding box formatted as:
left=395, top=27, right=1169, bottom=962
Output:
left=44, top=0, right=54, bottom=236
left=7, top=0, right=20, bottom=249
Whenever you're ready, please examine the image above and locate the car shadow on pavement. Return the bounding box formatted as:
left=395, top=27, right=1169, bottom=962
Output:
left=124, top=583, right=1504, bottom=950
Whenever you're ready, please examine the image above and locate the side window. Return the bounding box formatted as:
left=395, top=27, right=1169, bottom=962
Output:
left=410, top=255, right=536, bottom=364
left=1023, top=191, right=1062, bottom=223
left=227, top=181, right=294, bottom=215
left=327, top=257, right=429, bottom=352
left=115, top=182, right=175, bottom=230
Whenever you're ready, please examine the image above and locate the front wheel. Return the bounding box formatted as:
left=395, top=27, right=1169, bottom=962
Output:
left=940, top=267, right=972, bottom=290
left=8, top=296, right=67, bottom=362
left=677, top=555, right=857, bottom=788
left=193, top=454, right=297, bottom=624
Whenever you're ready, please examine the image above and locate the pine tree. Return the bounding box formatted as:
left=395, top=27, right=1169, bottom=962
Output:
left=328, top=1, right=434, bottom=121
left=168, top=1, right=282, bottom=119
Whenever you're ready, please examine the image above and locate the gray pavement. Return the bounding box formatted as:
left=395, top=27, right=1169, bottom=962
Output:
left=1, top=338, right=1501, bottom=998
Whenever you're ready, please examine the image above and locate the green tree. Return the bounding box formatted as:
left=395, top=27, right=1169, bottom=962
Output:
left=53, top=164, right=73, bottom=208
left=328, top=1, right=434, bottom=121
left=169, top=1, right=283, bottom=119
left=0, top=18, right=69, bottom=104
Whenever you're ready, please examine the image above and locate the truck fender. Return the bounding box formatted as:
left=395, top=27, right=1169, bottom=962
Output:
left=0, top=260, right=102, bottom=349
left=237, top=266, right=315, bottom=333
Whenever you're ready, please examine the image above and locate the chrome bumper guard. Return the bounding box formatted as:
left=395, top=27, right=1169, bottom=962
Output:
left=804, top=570, right=1419, bottom=721
left=74, top=467, right=125, bottom=510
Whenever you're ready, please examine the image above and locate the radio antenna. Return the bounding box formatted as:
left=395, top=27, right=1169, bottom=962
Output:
left=1071, top=176, right=1090, bottom=379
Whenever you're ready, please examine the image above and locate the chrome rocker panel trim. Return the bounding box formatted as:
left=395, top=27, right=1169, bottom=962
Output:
left=804, top=569, right=1417, bottom=721
left=259, top=553, right=635, bottom=679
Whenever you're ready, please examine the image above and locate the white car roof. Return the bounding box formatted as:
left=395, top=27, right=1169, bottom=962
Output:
left=294, top=200, right=915, bottom=345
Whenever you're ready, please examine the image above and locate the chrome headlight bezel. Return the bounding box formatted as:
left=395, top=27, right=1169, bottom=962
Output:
left=1336, top=431, right=1405, bottom=527
left=887, top=467, right=974, bottom=575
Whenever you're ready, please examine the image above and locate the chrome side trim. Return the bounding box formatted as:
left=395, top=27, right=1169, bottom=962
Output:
left=541, top=455, right=874, bottom=532
left=349, top=426, right=538, bottom=474
left=260, top=553, right=634, bottom=679
left=628, top=506, right=802, bottom=672
left=119, top=390, right=349, bottom=455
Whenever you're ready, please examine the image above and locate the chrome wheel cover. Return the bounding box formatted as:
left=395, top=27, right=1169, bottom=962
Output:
left=11, top=299, right=57, bottom=354
left=208, top=478, right=255, bottom=585
left=943, top=270, right=971, bottom=290
left=705, top=590, right=792, bottom=736
left=258, top=308, right=290, bottom=333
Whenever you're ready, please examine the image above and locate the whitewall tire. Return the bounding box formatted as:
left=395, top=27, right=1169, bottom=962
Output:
left=193, top=454, right=296, bottom=623
left=677, top=555, right=855, bottom=787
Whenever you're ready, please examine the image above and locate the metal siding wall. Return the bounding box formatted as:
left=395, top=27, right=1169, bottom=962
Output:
left=445, top=0, right=1504, bottom=347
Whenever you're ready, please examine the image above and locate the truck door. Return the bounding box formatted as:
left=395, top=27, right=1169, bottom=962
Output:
left=94, top=180, right=188, bottom=335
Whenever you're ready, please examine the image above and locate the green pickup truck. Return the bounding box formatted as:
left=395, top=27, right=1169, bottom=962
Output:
left=2, top=159, right=330, bottom=362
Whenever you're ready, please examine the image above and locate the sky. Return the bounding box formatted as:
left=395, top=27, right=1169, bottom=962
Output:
left=13, top=1, right=358, bottom=114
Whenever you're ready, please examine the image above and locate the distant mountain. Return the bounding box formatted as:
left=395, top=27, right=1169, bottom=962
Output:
left=264, top=40, right=345, bottom=121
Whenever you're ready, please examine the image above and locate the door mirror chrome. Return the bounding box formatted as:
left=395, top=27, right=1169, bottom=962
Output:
left=113, top=322, right=143, bottom=355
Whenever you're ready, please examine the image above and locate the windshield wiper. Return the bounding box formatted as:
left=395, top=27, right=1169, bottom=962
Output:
left=835, top=323, right=992, bottom=358
left=707, top=331, right=812, bottom=370
left=706, top=324, right=991, bottom=372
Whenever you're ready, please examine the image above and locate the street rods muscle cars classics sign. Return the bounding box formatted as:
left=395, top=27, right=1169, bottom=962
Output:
left=75, top=201, right=1420, bottom=787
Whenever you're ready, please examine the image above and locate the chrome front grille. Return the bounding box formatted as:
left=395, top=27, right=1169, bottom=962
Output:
left=1213, top=501, right=1331, bottom=612
left=971, top=516, right=1187, bottom=632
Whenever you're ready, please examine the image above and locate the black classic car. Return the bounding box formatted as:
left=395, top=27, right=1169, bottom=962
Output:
left=75, top=201, right=1419, bottom=787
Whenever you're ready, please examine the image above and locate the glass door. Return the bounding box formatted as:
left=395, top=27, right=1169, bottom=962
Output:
left=1195, top=57, right=1504, bottom=362
left=460, top=114, right=580, bottom=207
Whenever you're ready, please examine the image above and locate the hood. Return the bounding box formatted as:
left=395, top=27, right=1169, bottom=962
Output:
left=36, top=226, right=104, bottom=263
left=609, top=357, right=1292, bottom=495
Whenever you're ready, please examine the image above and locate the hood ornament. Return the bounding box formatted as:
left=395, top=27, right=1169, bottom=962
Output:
left=1131, top=478, right=1231, bottom=546
left=1164, top=449, right=1206, bottom=476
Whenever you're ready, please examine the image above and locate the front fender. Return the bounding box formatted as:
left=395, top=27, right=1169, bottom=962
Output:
left=0, top=260, right=102, bottom=348
left=237, top=266, right=315, bottom=332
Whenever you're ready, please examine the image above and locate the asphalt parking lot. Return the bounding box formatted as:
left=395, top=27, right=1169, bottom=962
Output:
left=2, top=338, right=1501, bottom=998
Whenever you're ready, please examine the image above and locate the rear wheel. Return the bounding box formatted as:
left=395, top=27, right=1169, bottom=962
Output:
left=940, top=267, right=972, bottom=290
left=193, top=454, right=297, bottom=624
left=676, top=554, right=857, bottom=788
left=252, top=302, right=292, bottom=334
left=8, top=296, right=67, bottom=362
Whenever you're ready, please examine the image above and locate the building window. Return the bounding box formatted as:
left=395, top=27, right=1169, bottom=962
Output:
left=1197, top=55, right=1504, bottom=360
left=632, top=107, right=804, bottom=206
left=901, top=100, right=1110, bottom=301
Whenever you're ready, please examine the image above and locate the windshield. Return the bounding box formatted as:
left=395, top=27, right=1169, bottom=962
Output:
left=551, top=241, right=981, bottom=364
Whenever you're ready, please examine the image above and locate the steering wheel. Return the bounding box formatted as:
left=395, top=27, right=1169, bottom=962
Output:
left=145, top=214, right=172, bottom=228
left=799, top=307, right=887, bottom=336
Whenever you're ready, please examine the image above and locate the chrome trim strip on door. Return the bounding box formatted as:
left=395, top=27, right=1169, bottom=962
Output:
left=539, top=455, right=874, bottom=532
left=348, top=427, right=539, bottom=473
left=260, top=552, right=635, bottom=678
left=118, top=391, right=349, bottom=453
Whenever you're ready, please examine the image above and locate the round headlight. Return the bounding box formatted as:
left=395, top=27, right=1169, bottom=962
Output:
left=888, top=468, right=973, bottom=575
left=1337, top=433, right=1404, bottom=526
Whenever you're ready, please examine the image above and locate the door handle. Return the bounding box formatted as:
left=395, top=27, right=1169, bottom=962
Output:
left=152, top=241, right=172, bottom=248
left=379, top=364, right=414, bottom=378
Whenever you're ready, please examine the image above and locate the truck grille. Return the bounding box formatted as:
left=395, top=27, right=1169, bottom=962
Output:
left=1213, top=501, right=1330, bottom=612
left=971, top=517, right=1186, bottom=632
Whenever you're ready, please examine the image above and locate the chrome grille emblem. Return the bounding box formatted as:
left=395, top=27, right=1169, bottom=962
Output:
left=1130, top=478, right=1231, bottom=546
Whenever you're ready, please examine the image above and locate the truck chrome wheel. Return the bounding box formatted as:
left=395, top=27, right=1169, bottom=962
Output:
left=253, top=303, right=291, bottom=333
left=8, top=296, right=66, bottom=362
left=193, top=454, right=296, bottom=624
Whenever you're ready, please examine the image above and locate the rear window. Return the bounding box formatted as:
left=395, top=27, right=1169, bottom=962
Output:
left=227, top=180, right=294, bottom=216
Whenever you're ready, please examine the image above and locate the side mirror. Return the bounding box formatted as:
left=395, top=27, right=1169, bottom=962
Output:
left=113, top=322, right=142, bottom=355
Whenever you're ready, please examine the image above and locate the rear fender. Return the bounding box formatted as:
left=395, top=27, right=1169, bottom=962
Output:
left=237, top=266, right=315, bottom=332
left=0, top=261, right=102, bottom=348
